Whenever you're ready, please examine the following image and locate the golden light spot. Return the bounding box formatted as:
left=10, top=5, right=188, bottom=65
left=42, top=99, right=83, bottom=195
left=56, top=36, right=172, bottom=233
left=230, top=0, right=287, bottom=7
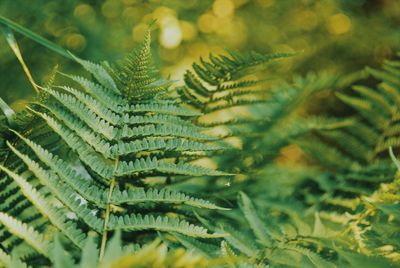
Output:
left=180, top=21, right=197, bottom=41
left=276, top=144, right=304, bottom=166
left=198, top=13, right=218, bottom=33
left=160, top=23, right=182, bottom=49
left=65, top=34, right=86, bottom=51
left=192, top=158, right=218, bottom=170
left=73, top=4, right=95, bottom=18
left=213, top=0, right=235, bottom=18
left=215, top=17, right=233, bottom=34
left=159, top=15, right=177, bottom=28
left=44, top=19, right=62, bottom=37
left=101, top=1, right=120, bottom=19
left=132, top=23, right=148, bottom=42
left=380, top=245, right=396, bottom=252
left=327, top=13, right=352, bottom=35
left=225, top=136, right=242, bottom=149
left=217, top=18, right=247, bottom=47
left=157, top=14, right=182, bottom=49
left=152, top=6, right=175, bottom=22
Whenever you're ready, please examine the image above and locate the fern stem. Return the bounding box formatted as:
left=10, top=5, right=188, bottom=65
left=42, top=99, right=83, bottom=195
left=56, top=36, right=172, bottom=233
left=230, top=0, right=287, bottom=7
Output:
left=99, top=158, right=119, bottom=261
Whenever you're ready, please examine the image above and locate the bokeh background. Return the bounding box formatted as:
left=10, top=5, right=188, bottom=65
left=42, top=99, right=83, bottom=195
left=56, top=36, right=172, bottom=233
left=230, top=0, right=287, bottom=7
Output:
left=0, top=0, right=399, bottom=110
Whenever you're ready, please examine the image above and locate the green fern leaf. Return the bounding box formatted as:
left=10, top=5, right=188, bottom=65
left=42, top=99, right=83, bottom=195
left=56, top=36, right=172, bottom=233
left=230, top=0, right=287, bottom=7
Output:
left=107, top=214, right=226, bottom=238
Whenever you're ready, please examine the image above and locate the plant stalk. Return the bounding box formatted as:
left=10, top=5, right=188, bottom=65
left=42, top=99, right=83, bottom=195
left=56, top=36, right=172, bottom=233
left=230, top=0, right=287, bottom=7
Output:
left=99, top=158, right=119, bottom=261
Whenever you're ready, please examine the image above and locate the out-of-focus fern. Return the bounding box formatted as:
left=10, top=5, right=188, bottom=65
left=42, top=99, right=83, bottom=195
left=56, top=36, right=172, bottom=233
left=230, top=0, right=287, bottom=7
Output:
left=327, top=147, right=400, bottom=265
left=175, top=54, right=400, bottom=267
left=291, top=54, right=400, bottom=224
left=177, top=49, right=353, bottom=201
left=185, top=187, right=400, bottom=267
left=298, top=54, right=400, bottom=168
left=5, top=231, right=226, bottom=268
left=338, top=55, right=400, bottom=158
left=190, top=70, right=348, bottom=199
left=221, top=54, right=400, bottom=267
left=180, top=192, right=339, bottom=267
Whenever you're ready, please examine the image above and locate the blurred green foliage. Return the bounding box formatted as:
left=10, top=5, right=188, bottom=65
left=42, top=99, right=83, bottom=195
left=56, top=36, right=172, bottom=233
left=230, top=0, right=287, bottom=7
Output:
left=0, top=0, right=399, bottom=109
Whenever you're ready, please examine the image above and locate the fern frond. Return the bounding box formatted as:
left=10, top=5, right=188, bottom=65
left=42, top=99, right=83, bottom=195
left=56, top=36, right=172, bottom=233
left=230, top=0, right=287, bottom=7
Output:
left=173, top=233, right=221, bottom=258
left=0, top=165, right=86, bottom=248
left=41, top=88, right=117, bottom=140
left=277, top=245, right=336, bottom=268
left=0, top=212, right=50, bottom=258
left=64, top=73, right=125, bottom=112
left=110, top=187, right=228, bottom=210
left=71, top=54, right=120, bottom=94
left=238, top=192, right=272, bottom=246
left=220, top=226, right=260, bottom=259
left=108, top=214, right=225, bottom=238
left=116, top=157, right=229, bottom=177
left=6, top=141, right=104, bottom=232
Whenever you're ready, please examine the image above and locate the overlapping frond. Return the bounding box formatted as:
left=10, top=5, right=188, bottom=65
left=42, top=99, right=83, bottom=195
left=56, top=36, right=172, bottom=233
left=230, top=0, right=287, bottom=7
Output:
left=180, top=51, right=294, bottom=128
left=209, top=192, right=337, bottom=267
left=290, top=55, right=400, bottom=226
left=300, top=55, right=400, bottom=169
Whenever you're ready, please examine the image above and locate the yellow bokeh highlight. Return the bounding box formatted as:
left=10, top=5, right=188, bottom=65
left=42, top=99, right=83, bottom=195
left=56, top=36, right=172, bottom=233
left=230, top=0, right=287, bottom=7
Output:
left=132, top=23, right=148, bottom=42
left=152, top=6, right=175, bottom=22
left=151, top=7, right=183, bottom=49
left=276, top=144, right=305, bottom=166
left=73, top=4, right=95, bottom=19
left=101, top=1, right=121, bottom=19
left=198, top=13, right=218, bottom=33
left=180, top=21, right=197, bottom=41
left=327, top=13, right=352, bottom=35
left=64, top=33, right=86, bottom=51
left=216, top=18, right=247, bottom=47
left=160, top=23, right=183, bottom=49
left=213, top=0, right=235, bottom=18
